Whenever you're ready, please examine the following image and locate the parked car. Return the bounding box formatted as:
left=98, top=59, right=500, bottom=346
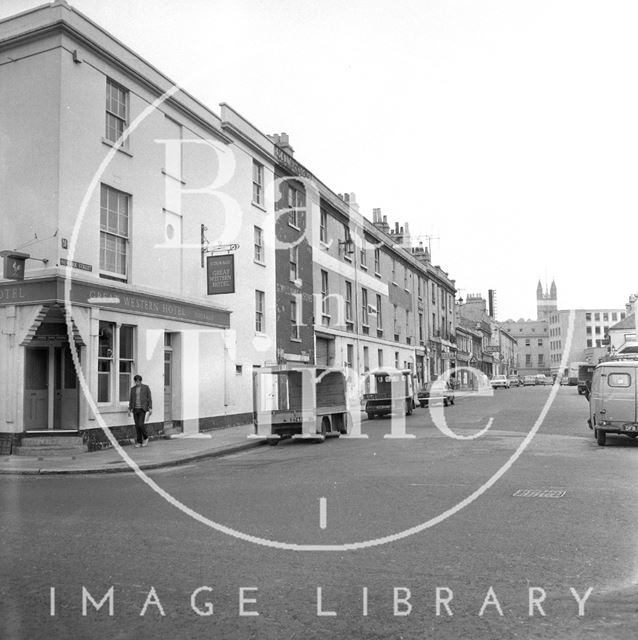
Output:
left=507, top=375, right=521, bottom=387
left=418, top=380, right=455, bottom=407
left=490, top=374, right=510, bottom=389
left=535, top=374, right=552, bottom=386
left=523, top=375, right=536, bottom=386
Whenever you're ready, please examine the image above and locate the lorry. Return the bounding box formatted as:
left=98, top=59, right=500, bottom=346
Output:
left=251, top=365, right=349, bottom=444
left=363, top=368, right=417, bottom=419
left=577, top=363, right=595, bottom=395
left=587, top=359, right=638, bottom=446
left=568, top=361, right=588, bottom=386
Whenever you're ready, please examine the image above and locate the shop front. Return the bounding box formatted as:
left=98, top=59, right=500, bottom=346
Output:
left=0, top=276, right=232, bottom=451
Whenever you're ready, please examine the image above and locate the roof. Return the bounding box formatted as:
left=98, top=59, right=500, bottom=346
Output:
left=596, top=359, right=638, bottom=369
left=608, top=312, right=635, bottom=331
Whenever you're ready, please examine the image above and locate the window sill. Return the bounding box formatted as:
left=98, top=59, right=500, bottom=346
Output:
left=360, top=264, right=368, bottom=271
left=96, top=405, right=129, bottom=414
left=102, top=137, right=133, bottom=157
left=344, top=255, right=353, bottom=263
left=319, top=239, right=330, bottom=249
left=288, top=222, right=301, bottom=231
left=254, top=260, right=266, bottom=267
left=252, top=201, right=267, bottom=213
left=99, top=272, right=127, bottom=283
left=375, top=272, right=382, bottom=278
left=161, top=169, right=185, bottom=185
left=290, top=337, right=302, bottom=343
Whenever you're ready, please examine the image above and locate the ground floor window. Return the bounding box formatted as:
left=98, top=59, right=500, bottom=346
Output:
left=98, top=321, right=136, bottom=403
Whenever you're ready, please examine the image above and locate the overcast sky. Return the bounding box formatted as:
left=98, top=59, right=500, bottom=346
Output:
left=3, top=0, right=637, bottom=320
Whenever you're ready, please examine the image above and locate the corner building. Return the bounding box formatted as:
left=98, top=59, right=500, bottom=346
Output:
left=0, top=2, right=277, bottom=450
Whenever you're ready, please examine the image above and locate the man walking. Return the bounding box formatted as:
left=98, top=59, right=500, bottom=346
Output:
left=128, top=374, right=152, bottom=447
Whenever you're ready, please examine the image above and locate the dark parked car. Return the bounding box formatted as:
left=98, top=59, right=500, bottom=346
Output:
left=418, top=380, right=455, bottom=407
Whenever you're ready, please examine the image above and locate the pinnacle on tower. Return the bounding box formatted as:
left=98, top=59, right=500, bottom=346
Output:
left=536, top=280, right=543, bottom=298
left=550, top=279, right=557, bottom=299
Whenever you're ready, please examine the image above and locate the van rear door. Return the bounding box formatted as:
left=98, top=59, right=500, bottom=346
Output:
left=600, top=365, right=638, bottom=425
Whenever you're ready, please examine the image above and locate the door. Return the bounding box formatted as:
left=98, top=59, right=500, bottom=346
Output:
left=164, top=334, right=173, bottom=422
left=599, top=366, right=637, bottom=424
left=24, top=348, right=48, bottom=429
left=58, top=344, right=79, bottom=429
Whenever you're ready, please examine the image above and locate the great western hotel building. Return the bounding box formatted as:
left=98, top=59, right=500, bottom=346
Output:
left=0, top=2, right=277, bottom=451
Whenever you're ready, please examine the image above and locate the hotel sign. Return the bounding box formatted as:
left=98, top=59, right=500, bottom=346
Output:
left=0, top=277, right=230, bottom=328
left=206, top=255, right=235, bottom=295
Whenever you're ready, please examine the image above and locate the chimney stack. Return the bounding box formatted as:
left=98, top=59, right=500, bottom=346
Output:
left=270, top=131, right=294, bottom=155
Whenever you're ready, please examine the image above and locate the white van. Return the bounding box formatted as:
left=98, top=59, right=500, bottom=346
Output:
left=588, top=360, right=638, bottom=446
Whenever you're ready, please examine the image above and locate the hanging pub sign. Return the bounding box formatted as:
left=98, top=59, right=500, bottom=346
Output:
left=206, top=254, right=235, bottom=295
left=1, top=251, right=28, bottom=281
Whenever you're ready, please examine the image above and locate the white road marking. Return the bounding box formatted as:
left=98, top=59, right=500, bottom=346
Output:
left=319, top=497, right=327, bottom=530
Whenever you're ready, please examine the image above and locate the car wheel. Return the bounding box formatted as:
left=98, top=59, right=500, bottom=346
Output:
left=596, top=429, right=606, bottom=447
left=450, top=397, right=455, bottom=405
left=443, top=398, right=448, bottom=407
left=367, top=412, right=374, bottom=420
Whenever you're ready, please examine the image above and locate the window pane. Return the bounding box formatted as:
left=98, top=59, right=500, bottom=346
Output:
left=120, top=325, right=134, bottom=358
left=608, top=373, right=631, bottom=387
left=98, top=373, right=110, bottom=403
left=98, top=322, right=114, bottom=357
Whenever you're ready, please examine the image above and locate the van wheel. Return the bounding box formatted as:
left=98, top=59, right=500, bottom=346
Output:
left=596, top=429, right=606, bottom=446
left=320, top=417, right=330, bottom=435
left=406, top=402, right=413, bottom=416
left=628, top=433, right=638, bottom=439
left=367, top=412, right=374, bottom=420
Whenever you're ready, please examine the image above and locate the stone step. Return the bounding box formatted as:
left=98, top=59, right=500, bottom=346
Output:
left=13, top=444, right=88, bottom=457
left=21, top=436, right=84, bottom=446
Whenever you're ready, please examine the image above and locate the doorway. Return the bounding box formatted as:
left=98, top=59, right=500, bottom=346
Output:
left=24, top=344, right=80, bottom=430
left=164, top=333, right=175, bottom=424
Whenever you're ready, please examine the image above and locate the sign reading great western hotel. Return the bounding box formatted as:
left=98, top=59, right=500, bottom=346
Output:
left=206, top=255, right=235, bottom=295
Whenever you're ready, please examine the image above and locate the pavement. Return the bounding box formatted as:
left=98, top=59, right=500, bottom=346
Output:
left=0, top=423, right=263, bottom=475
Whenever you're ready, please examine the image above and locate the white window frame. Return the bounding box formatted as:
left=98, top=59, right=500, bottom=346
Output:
left=254, top=225, right=264, bottom=263
left=252, top=160, right=264, bottom=206
left=100, top=184, right=130, bottom=281
left=288, top=184, right=304, bottom=228
left=290, top=299, right=300, bottom=340
left=255, top=290, right=265, bottom=333
left=98, top=321, right=136, bottom=405
left=320, top=210, right=328, bottom=244
left=361, top=287, right=369, bottom=326
left=105, top=78, right=129, bottom=148
left=345, top=281, right=353, bottom=322
left=321, top=270, right=329, bottom=316
left=289, top=245, right=298, bottom=282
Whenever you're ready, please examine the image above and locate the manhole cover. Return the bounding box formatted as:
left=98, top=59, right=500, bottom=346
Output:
left=513, top=489, right=566, bottom=498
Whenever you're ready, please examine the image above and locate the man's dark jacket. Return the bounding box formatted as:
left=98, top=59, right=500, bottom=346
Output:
left=129, top=384, right=152, bottom=412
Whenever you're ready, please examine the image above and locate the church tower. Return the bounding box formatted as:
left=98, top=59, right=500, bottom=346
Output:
left=537, top=279, right=557, bottom=321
